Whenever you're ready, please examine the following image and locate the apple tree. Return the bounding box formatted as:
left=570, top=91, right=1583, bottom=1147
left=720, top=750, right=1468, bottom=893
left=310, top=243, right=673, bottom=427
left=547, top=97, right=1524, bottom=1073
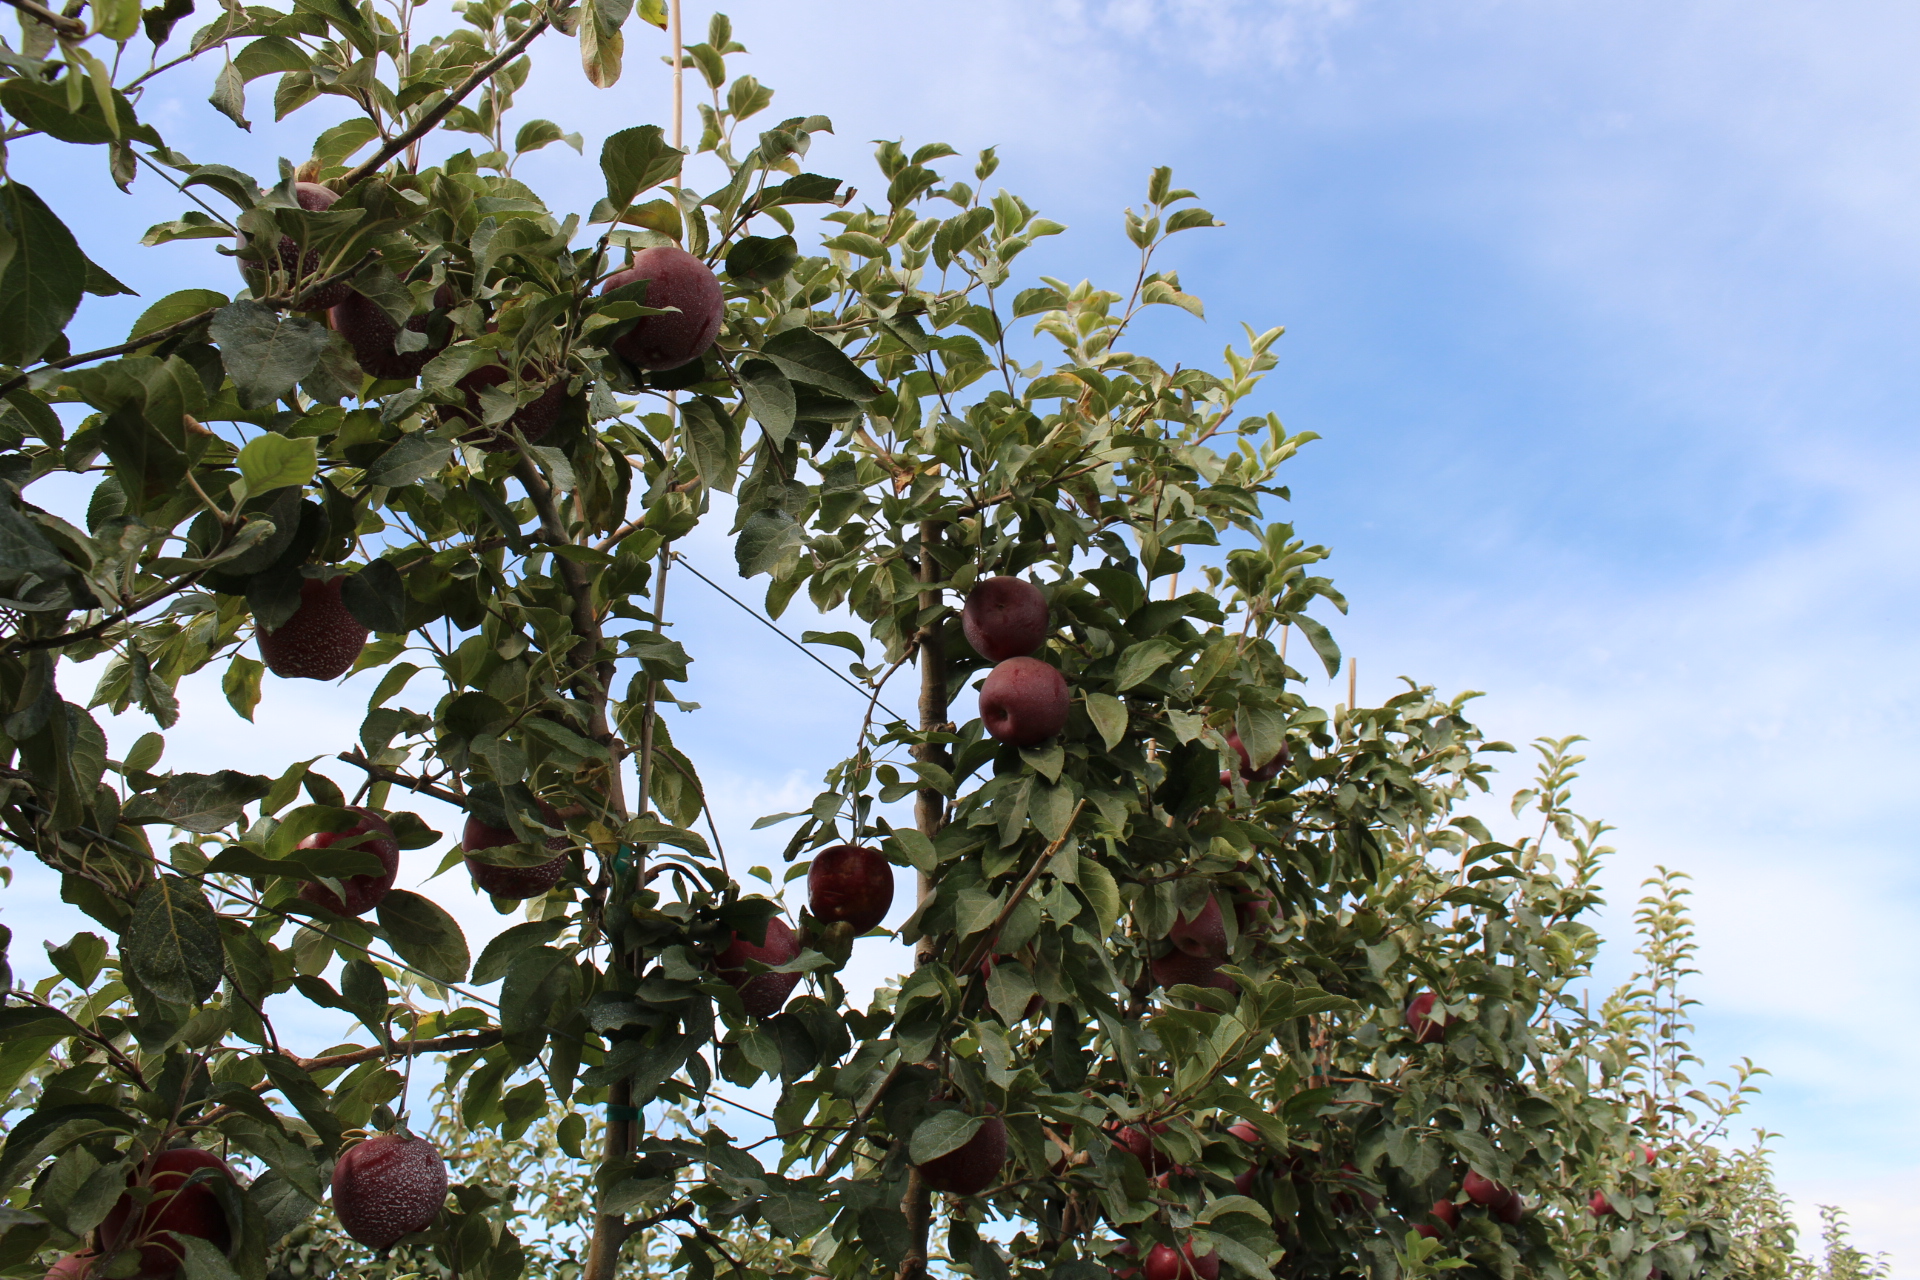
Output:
left=0, top=4, right=1755, bottom=1280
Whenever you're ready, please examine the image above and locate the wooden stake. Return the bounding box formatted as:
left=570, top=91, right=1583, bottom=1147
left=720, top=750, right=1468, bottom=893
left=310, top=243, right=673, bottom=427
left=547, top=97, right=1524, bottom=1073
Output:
left=1347, top=656, right=1356, bottom=713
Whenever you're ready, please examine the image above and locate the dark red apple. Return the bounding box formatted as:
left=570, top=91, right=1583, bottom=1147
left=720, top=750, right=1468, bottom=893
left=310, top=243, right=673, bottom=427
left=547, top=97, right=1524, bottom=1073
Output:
left=277, top=182, right=352, bottom=309
left=1463, top=1170, right=1508, bottom=1207
left=1234, top=891, right=1275, bottom=935
left=1169, top=892, right=1227, bottom=960
left=1109, top=1242, right=1140, bottom=1280
left=462, top=803, right=568, bottom=900
left=1495, top=1190, right=1526, bottom=1224
left=1334, top=1161, right=1381, bottom=1214
left=807, top=844, right=894, bottom=933
left=296, top=808, right=400, bottom=917
left=1590, top=1190, right=1615, bottom=1218
left=1414, top=1197, right=1458, bottom=1238
left=1110, top=1122, right=1172, bottom=1175
left=916, top=1113, right=1006, bottom=1195
left=330, top=287, right=452, bottom=382
left=1405, top=992, right=1450, bottom=1045
left=330, top=1132, right=447, bottom=1249
left=1225, top=728, right=1287, bottom=782
left=979, top=656, right=1069, bottom=746
left=99, top=1147, right=236, bottom=1280
left=1150, top=950, right=1236, bottom=993
left=713, top=916, right=802, bottom=1017
left=601, top=246, right=725, bottom=370
left=1143, top=1241, right=1217, bottom=1280
left=258, top=576, right=369, bottom=680
left=1226, top=1121, right=1263, bottom=1194
left=962, top=577, right=1050, bottom=661
left=445, top=364, right=567, bottom=452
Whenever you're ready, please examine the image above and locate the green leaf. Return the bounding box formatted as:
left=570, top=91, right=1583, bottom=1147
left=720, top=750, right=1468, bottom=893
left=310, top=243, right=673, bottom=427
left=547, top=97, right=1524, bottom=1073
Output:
left=1292, top=614, right=1342, bottom=678
left=208, top=302, right=332, bottom=409
left=82, top=257, right=136, bottom=298
left=577, top=0, right=632, bottom=88
left=0, top=183, right=86, bottom=367
left=222, top=655, right=263, bottom=721
left=340, top=559, right=405, bottom=632
left=374, top=889, right=469, bottom=984
left=1085, top=692, right=1126, bottom=751
left=681, top=395, right=741, bottom=493
left=472, top=918, right=569, bottom=985
left=0, top=80, right=156, bottom=147
left=909, top=1110, right=983, bottom=1165
left=734, top=508, right=801, bottom=579
left=126, top=875, right=224, bottom=1005
left=130, top=289, right=228, bottom=345
left=1077, top=855, right=1120, bottom=940
left=599, top=124, right=681, bottom=209
left=724, top=234, right=798, bottom=285
left=759, top=327, right=878, bottom=402
left=365, top=433, right=451, bottom=488
left=207, top=59, right=250, bottom=131
left=124, top=770, right=273, bottom=833
left=236, top=433, right=317, bottom=494
left=1114, top=638, right=1180, bottom=692
left=513, top=119, right=582, bottom=155
left=621, top=816, right=709, bottom=858
left=45, top=932, right=107, bottom=989
left=738, top=358, right=795, bottom=448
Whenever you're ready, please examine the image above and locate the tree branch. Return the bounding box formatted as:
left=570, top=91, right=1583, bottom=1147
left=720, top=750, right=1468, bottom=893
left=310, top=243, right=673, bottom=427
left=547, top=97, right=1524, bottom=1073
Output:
left=0, top=0, right=85, bottom=39
left=0, top=308, right=220, bottom=398
left=338, top=9, right=554, bottom=190
left=335, top=751, right=468, bottom=807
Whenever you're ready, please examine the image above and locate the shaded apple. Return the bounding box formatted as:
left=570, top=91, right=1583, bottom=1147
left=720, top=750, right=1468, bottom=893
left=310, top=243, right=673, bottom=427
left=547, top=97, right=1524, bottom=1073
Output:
left=1405, top=992, right=1451, bottom=1045
left=601, top=246, right=725, bottom=370
left=1226, top=1121, right=1263, bottom=1195
left=44, top=1254, right=95, bottom=1280
left=1144, top=1241, right=1217, bottom=1280
left=1590, top=1190, right=1615, bottom=1218
left=330, top=287, right=452, bottom=382
left=713, top=916, right=802, bottom=1017
left=916, top=1113, right=1006, bottom=1195
left=330, top=1132, right=447, bottom=1249
left=258, top=576, right=368, bottom=681
left=962, top=576, right=1049, bottom=661
left=444, top=364, right=567, bottom=452
left=296, top=808, right=400, bottom=917
left=979, top=656, right=1069, bottom=746
left=1150, top=949, right=1236, bottom=993
left=807, top=843, right=894, bottom=933
left=99, top=1147, right=236, bottom=1280
left=1414, top=1198, right=1459, bottom=1239
left=1494, top=1190, right=1526, bottom=1225
left=1168, top=891, right=1227, bottom=960
left=1109, top=1121, right=1172, bottom=1175
left=1333, top=1160, right=1381, bottom=1214
left=1234, top=891, right=1275, bottom=935
left=462, top=802, right=568, bottom=900
left=1109, top=1242, right=1140, bottom=1280
left=1225, top=728, right=1288, bottom=782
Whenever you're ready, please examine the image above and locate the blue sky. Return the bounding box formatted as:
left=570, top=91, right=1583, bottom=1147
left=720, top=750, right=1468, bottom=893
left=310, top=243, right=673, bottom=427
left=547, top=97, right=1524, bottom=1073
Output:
left=7, top=0, right=1918, bottom=1265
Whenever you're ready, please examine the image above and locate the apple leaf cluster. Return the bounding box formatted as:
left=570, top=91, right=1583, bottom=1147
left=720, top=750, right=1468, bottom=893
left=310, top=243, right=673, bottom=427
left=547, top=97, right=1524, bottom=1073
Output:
left=0, top=4, right=1770, bottom=1280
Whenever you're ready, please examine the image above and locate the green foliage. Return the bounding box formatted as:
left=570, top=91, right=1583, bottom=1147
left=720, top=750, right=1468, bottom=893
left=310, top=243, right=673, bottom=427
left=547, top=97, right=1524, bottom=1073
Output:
left=0, top=6, right=1869, bottom=1280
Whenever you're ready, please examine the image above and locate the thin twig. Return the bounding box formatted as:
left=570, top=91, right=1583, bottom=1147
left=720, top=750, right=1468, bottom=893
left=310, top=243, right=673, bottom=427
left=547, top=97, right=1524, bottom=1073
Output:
left=1, top=0, right=85, bottom=38
left=336, top=750, right=467, bottom=807
left=0, top=308, right=220, bottom=398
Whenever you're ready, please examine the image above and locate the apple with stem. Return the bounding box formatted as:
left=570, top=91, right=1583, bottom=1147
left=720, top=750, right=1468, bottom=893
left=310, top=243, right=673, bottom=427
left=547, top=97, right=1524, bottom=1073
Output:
left=807, top=844, right=894, bottom=934
left=1405, top=992, right=1451, bottom=1045
left=962, top=576, right=1050, bottom=661
left=258, top=576, right=369, bottom=681
left=601, top=246, right=726, bottom=370
left=979, top=656, right=1069, bottom=745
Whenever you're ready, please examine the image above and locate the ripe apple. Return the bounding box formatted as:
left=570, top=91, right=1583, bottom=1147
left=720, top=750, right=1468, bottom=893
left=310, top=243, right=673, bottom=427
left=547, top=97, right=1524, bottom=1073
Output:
left=713, top=917, right=802, bottom=1017
left=462, top=803, right=568, bottom=900
left=962, top=577, right=1050, bottom=661
left=330, top=1132, right=448, bottom=1249
left=916, top=1113, right=1006, bottom=1195
left=1462, top=1170, right=1508, bottom=1207
left=269, top=181, right=353, bottom=310
left=979, top=656, right=1069, bottom=746
left=1225, top=728, right=1288, bottom=781
left=1333, top=1160, right=1381, bottom=1214
left=807, top=844, right=894, bottom=933
left=296, top=808, right=400, bottom=917
left=1414, top=1197, right=1459, bottom=1238
left=1590, top=1190, right=1615, bottom=1218
left=1143, top=1241, right=1217, bottom=1280
left=1109, top=1242, right=1140, bottom=1280
left=1234, top=891, right=1275, bottom=935
left=258, top=576, right=369, bottom=681
left=1109, top=1121, right=1172, bottom=1175
left=1169, top=892, right=1227, bottom=960
left=1149, top=950, right=1236, bottom=993
left=99, top=1147, right=236, bottom=1280
left=1225, top=1121, right=1263, bottom=1194
left=601, top=246, right=725, bottom=370
left=446, top=364, right=567, bottom=451
left=1405, top=992, right=1451, bottom=1045
left=1494, top=1190, right=1526, bottom=1224
left=330, top=287, right=452, bottom=381
left=44, top=1254, right=95, bottom=1280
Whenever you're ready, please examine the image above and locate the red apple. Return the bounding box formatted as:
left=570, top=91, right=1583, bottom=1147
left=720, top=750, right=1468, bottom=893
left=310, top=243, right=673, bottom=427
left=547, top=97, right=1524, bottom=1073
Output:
left=1143, top=1241, right=1217, bottom=1280
left=1109, top=1242, right=1140, bottom=1280
left=916, top=1113, right=1006, bottom=1195
left=99, top=1147, right=236, bottom=1280
left=962, top=577, right=1050, bottom=661
left=1225, top=728, right=1288, bottom=782
left=978, top=656, right=1069, bottom=746
left=1414, top=1198, right=1458, bottom=1238
left=1463, top=1169, right=1508, bottom=1207
left=296, top=808, right=400, bottom=917
left=713, top=916, right=802, bottom=1017
left=807, top=844, right=894, bottom=933
left=1226, top=1121, right=1263, bottom=1194
left=1234, top=892, right=1275, bottom=935
left=270, top=181, right=353, bottom=309
left=462, top=803, right=568, bottom=900
left=1110, top=1122, right=1172, bottom=1175
left=258, top=576, right=369, bottom=681
left=330, top=1132, right=447, bottom=1249
left=1169, top=892, right=1227, bottom=960
left=601, top=246, right=725, bottom=370
left=1405, top=992, right=1451, bottom=1045
left=1590, top=1190, right=1615, bottom=1218
left=446, top=364, right=567, bottom=452
left=44, top=1255, right=95, bottom=1280
left=1150, top=950, right=1236, bottom=993
left=1334, top=1160, right=1381, bottom=1214
left=330, top=287, right=452, bottom=381
left=1495, top=1189, right=1526, bottom=1224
